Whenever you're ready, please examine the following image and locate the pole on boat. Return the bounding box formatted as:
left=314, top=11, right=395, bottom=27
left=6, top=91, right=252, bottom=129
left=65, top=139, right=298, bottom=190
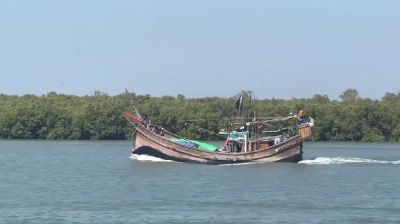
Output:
left=244, top=133, right=247, bottom=153
left=130, top=100, right=142, bottom=119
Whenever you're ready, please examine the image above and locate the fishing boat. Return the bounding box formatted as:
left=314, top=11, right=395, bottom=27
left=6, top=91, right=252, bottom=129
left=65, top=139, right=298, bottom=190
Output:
left=123, top=108, right=314, bottom=165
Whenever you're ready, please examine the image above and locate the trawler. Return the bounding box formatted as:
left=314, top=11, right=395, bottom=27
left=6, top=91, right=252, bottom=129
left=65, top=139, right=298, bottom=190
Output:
left=124, top=106, right=314, bottom=164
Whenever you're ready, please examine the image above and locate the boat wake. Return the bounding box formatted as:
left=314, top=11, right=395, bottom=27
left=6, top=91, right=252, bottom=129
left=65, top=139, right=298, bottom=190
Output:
left=130, top=155, right=400, bottom=165
left=218, top=162, right=259, bottom=166
left=130, top=154, right=175, bottom=162
left=300, top=157, right=400, bottom=165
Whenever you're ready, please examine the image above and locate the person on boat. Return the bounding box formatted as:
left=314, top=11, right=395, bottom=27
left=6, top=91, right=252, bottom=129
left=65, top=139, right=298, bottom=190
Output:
left=222, top=139, right=231, bottom=152
left=297, top=110, right=305, bottom=124
left=154, top=126, right=161, bottom=135
left=235, top=141, right=242, bottom=153
left=223, top=139, right=241, bottom=153
left=144, top=117, right=151, bottom=129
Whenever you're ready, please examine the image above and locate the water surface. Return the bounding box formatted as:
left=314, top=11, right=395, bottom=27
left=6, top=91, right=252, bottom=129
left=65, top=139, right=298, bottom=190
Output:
left=0, top=141, right=399, bottom=224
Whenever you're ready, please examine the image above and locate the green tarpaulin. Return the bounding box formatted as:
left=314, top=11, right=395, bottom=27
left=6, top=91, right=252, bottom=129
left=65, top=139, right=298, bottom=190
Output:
left=170, top=138, right=218, bottom=152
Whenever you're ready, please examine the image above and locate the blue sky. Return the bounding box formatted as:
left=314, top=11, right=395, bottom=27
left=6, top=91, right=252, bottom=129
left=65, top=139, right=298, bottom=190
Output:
left=0, top=0, right=399, bottom=99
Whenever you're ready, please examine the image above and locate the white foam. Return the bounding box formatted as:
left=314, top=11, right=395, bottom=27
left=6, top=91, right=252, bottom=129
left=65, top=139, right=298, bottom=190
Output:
left=218, top=162, right=259, bottom=166
left=300, top=157, right=400, bottom=165
left=130, top=154, right=175, bottom=162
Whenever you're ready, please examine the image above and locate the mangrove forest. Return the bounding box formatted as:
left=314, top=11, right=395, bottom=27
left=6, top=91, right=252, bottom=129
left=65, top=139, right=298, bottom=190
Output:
left=1, top=89, right=400, bottom=142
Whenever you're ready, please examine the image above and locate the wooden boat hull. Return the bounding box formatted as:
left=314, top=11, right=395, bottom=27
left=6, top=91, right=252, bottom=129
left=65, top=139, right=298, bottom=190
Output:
left=131, top=125, right=304, bottom=164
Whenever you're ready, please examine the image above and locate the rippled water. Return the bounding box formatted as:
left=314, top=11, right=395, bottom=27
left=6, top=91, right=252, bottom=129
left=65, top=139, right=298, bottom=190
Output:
left=0, top=141, right=399, bottom=223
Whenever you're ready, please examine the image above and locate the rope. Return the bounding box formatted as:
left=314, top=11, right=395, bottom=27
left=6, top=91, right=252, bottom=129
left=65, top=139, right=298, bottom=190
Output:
left=184, top=122, right=226, bottom=139
left=232, top=115, right=297, bottom=125
left=129, top=100, right=142, bottom=119
left=262, top=127, right=290, bottom=133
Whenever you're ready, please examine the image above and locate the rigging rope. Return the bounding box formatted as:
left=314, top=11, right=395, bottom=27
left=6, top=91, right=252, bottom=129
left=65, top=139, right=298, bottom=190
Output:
left=262, top=127, right=290, bottom=133
left=232, top=115, right=297, bottom=125
left=184, top=122, right=226, bottom=139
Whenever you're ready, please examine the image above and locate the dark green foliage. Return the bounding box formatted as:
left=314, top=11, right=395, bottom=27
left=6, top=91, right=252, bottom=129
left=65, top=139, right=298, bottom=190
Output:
left=1, top=89, right=400, bottom=141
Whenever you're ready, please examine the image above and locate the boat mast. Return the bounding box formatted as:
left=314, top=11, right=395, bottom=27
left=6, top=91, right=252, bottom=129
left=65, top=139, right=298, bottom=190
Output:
left=130, top=99, right=142, bottom=119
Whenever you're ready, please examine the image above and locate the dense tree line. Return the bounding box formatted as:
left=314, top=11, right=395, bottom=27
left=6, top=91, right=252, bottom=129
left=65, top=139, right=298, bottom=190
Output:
left=1, top=89, right=400, bottom=142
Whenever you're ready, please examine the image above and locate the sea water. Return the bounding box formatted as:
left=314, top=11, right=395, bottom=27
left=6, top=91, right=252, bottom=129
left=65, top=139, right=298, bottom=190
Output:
left=0, top=141, right=399, bottom=224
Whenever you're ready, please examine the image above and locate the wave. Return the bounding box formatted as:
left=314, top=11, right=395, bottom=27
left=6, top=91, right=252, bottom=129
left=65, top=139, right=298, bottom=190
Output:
left=218, top=162, right=259, bottom=166
left=130, top=154, right=175, bottom=162
left=299, top=157, right=400, bottom=165
left=130, top=154, right=400, bottom=165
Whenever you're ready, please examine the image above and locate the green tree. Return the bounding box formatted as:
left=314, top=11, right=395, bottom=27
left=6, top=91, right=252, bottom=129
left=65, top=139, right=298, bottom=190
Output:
left=340, top=89, right=361, bottom=102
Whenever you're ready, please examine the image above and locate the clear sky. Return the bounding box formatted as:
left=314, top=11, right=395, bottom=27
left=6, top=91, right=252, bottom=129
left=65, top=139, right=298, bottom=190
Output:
left=0, top=0, right=399, bottom=99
